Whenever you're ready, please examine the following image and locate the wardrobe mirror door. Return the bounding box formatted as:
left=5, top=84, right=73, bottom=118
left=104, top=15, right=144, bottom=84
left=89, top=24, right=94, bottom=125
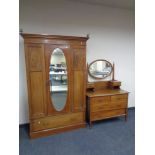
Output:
left=49, top=48, right=68, bottom=111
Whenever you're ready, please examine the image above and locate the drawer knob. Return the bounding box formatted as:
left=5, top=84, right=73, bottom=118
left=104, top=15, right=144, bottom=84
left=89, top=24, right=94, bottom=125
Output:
left=38, top=121, right=41, bottom=124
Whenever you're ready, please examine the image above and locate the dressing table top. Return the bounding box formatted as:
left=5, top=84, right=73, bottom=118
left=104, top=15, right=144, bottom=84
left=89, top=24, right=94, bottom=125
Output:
left=86, top=89, right=129, bottom=98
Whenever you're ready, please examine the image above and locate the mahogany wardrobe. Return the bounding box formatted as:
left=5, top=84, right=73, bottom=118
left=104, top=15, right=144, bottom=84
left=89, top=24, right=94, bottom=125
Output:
left=21, top=33, right=89, bottom=138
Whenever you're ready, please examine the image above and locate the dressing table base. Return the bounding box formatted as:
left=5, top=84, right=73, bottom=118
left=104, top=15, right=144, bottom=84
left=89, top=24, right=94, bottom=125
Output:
left=86, top=90, right=129, bottom=128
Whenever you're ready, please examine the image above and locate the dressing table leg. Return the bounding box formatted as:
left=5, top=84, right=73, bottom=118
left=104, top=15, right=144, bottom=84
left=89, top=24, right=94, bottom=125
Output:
left=125, top=108, right=128, bottom=121
left=125, top=115, right=127, bottom=121
left=89, top=121, right=92, bottom=129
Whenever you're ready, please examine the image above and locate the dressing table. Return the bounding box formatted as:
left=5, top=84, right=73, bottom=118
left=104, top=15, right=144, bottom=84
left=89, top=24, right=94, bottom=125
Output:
left=86, top=60, right=129, bottom=128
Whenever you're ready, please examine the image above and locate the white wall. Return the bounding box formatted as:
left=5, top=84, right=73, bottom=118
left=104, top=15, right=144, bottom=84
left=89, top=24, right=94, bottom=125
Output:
left=19, top=36, right=29, bottom=124
left=19, top=0, right=135, bottom=124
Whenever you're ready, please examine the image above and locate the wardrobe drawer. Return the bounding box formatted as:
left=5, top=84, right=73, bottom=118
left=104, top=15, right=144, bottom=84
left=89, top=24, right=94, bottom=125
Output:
left=91, top=109, right=126, bottom=121
left=31, top=112, right=84, bottom=132
left=111, top=94, right=128, bottom=103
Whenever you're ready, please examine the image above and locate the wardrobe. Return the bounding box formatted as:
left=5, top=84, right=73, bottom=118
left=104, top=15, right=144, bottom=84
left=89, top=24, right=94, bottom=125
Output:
left=21, top=33, right=89, bottom=138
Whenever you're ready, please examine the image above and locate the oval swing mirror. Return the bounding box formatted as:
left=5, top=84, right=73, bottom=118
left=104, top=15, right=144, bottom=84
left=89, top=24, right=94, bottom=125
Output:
left=88, top=59, right=113, bottom=79
left=49, top=48, right=68, bottom=111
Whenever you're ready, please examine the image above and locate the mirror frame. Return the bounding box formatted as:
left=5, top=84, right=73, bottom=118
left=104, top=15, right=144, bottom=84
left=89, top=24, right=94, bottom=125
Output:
left=88, top=59, right=113, bottom=79
left=49, top=47, right=69, bottom=112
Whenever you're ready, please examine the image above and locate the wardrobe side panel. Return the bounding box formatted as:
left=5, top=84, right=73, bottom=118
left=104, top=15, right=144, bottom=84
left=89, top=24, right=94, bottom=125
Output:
left=24, top=44, right=46, bottom=119
left=73, top=71, right=85, bottom=111
left=29, top=72, right=45, bottom=118
left=73, top=48, right=86, bottom=112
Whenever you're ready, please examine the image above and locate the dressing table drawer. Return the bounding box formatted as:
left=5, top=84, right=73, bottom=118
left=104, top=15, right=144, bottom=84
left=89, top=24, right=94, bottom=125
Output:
left=91, top=109, right=126, bottom=121
left=111, top=94, right=128, bottom=103
left=91, top=102, right=126, bottom=112
left=91, top=96, right=110, bottom=105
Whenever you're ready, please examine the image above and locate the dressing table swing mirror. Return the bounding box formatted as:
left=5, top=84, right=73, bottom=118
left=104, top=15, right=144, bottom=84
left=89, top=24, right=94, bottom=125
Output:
left=86, top=59, right=129, bottom=128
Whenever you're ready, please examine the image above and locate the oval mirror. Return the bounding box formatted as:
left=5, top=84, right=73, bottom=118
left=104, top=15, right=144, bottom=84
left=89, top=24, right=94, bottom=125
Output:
left=88, top=59, right=113, bottom=79
left=49, top=48, right=68, bottom=111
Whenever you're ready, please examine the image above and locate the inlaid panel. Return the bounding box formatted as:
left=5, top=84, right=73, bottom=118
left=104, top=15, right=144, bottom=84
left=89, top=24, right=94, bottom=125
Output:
left=73, top=49, right=86, bottom=70
left=28, top=44, right=44, bottom=71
